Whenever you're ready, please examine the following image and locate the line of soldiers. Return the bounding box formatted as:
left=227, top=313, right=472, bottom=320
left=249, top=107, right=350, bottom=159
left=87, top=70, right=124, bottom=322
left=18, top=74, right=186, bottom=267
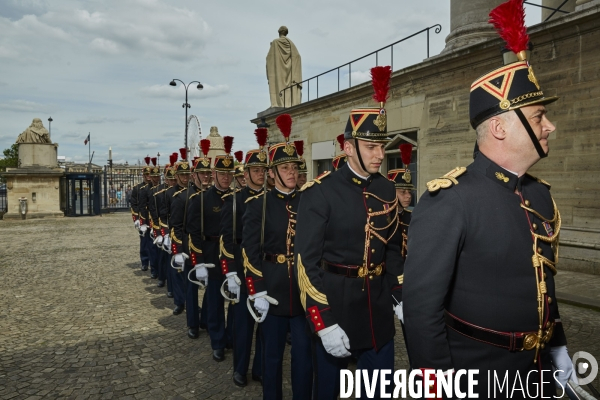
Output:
left=127, top=1, right=582, bottom=398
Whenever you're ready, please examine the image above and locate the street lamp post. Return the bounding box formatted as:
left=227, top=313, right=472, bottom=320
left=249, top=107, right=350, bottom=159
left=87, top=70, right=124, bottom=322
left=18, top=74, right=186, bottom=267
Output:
left=157, top=152, right=160, bottom=166
left=48, top=117, right=53, bottom=138
left=169, top=79, right=203, bottom=160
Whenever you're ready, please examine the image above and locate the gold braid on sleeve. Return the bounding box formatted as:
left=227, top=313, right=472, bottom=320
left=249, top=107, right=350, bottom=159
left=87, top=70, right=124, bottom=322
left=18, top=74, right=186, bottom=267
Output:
left=296, top=254, right=329, bottom=310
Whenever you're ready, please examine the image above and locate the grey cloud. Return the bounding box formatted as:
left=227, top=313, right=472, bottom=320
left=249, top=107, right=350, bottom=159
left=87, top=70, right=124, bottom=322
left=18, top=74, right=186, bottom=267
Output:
left=140, top=83, right=230, bottom=100
left=0, top=99, right=59, bottom=113
left=0, top=0, right=47, bottom=21
left=75, top=117, right=138, bottom=124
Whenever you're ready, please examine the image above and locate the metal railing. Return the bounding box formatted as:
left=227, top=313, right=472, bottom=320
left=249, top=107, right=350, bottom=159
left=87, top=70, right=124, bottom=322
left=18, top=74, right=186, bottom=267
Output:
left=524, top=1, right=571, bottom=22
left=279, top=24, right=442, bottom=107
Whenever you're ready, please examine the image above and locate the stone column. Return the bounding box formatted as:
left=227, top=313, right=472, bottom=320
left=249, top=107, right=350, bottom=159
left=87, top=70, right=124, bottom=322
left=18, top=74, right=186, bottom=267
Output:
left=542, top=0, right=576, bottom=21
left=442, top=0, right=498, bottom=53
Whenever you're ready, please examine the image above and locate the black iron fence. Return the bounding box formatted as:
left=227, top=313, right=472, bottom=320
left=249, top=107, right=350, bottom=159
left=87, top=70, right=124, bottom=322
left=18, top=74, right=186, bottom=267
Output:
left=279, top=24, right=442, bottom=107
left=0, top=181, right=7, bottom=217
left=102, top=166, right=146, bottom=211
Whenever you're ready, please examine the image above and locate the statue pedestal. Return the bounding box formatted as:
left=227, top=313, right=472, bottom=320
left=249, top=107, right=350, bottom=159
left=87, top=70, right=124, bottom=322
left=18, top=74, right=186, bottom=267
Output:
left=1, top=143, right=64, bottom=220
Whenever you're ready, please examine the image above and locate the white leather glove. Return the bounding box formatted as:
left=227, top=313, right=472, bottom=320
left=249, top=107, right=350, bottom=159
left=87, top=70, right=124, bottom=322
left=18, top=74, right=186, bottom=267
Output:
left=226, top=272, right=240, bottom=297
left=318, top=324, right=351, bottom=358
left=254, top=297, right=270, bottom=314
left=150, top=229, right=155, bottom=239
left=134, top=219, right=140, bottom=229
left=394, top=302, right=404, bottom=324
left=551, top=346, right=578, bottom=388
left=139, top=224, right=148, bottom=235
left=153, top=235, right=163, bottom=246
left=163, top=236, right=171, bottom=252
left=195, top=264, right=209, bottom=286
left=174, top=254, right=185, bottom=266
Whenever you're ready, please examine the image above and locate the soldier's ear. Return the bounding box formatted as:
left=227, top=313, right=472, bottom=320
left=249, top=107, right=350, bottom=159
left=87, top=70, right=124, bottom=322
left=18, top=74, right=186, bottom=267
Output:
left=343, top=139, right=354, bottom=156
left=488, top=115, right=507, bottom=141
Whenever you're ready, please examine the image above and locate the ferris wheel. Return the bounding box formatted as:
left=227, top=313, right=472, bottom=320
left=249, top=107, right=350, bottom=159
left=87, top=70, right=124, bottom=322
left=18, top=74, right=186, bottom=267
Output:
left=186, top=115, right=202, bottom=160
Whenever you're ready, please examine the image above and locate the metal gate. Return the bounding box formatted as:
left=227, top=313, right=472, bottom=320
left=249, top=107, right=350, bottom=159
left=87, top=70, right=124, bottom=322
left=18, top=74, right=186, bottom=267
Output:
left=102, top=166, right=145, bottom=211
left=64, top=173, right=101, bottom=216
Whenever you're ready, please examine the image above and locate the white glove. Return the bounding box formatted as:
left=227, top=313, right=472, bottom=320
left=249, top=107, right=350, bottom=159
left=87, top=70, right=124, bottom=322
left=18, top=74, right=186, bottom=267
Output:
left=551, top=346, right=578, bottom=388
left=150, top=229, right=155, bottom=239
left=139, top=224, right=148, bottom=235
left=195, top=264, right=209, bottom=286
left=174, top=254, right=185, bottom=266
left=394, top=302, right=404, bottom=324
left=154, top=235, right=163, bottom=246
left=318, top=324, right=351, bottom=358
left=226, top=272, right=240, bottom=297
left=134, top=220, right=140, bottom=229
left=163, top=236, right=171, bottom=252
left=254, top=297, right=270, bottom=314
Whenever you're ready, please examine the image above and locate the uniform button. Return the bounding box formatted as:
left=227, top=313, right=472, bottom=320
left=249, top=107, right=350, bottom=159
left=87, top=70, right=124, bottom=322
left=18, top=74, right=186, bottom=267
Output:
left=370, top=235, right=374, bottom=239
left=365, top=195, right=369, bottom=199
left=369, top=276, right=373, bottom=280
left=314, top=316, right=318, bottom=320
left=532, top=223, right=538, bottom=230
left=370, top=222, right=374, bottom=226
left=311, top=309, right=316, bottom=313
left=370, top=263, right=374, bottom=267
left=524, top=200, right=530, bottom=206
left=371, top=249, right=375, bottom=254
left=537, top=247, right=543, bottom=254
left=317, top=323, right=321, bottom=326
left=368, top=208, right=373, bottom=212
left=543, top=273, right=547, bottom=279
left=548, top=297, right=552, bottom=304
left=291, top=243, right=294, bottom=247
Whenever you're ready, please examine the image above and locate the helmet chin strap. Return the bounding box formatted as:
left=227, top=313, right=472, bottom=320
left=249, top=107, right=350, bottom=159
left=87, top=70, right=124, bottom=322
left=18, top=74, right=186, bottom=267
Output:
left=273, top=165, right=285, bottom=190
left=354, top=139, right=368, bottom=173
left=514, top=108, right=548, bottom=159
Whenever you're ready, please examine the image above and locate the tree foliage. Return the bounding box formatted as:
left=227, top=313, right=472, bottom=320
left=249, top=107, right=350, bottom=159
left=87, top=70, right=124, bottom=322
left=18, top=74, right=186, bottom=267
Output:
left=0, top=143, right=19, bottom=172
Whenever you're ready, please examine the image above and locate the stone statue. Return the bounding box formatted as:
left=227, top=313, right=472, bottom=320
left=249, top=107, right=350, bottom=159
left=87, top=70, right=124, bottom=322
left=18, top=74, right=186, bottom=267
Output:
left=208, top=126, right=224, bottom=151
left=16, top=118, right=52, bottom=144
left=266, top=26, right=302, bottom=108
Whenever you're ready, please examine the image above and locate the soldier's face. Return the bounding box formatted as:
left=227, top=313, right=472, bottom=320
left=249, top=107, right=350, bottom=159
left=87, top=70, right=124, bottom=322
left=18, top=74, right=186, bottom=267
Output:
left=177, top=174, right=189, bottom=186
left=396, top=189, right=412, bottom=208
left=150, top=176, right=159, bottom=185
left=215, top=171, right=233, bottom=190
left=518, top=105, right=555, bottom=157
left=235, top=176, right=246, bottom=187
left=196, top=171, right=211, bottom=186
left=270, top=163, right=298, bottom=191
left=246, top=167, right=265, bottom=188
left=167, top=178, right=177, bottom=187
left=297, top=173, right=307, bottom=188
left=345, top=140, right=385, bottom=175
left=143, top=174, right=150, bottom=183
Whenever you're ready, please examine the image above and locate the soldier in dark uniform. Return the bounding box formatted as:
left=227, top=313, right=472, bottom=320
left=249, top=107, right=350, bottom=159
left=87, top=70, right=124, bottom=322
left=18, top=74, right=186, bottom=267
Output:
left=387, top=143, right=415, bottom=261
left=220, top=144, right=267, bottom=387
left=130, top=161, right=151, bottom=271
left=332, top=133, right=347, bottom=171
left=403, top=2, right=577, bottom=397
left=243, top=115, right=313, bottom=400
left=137, top=157, right=154, bottom=272
left=168, top=149, right=193, bottom=317
left=146, top=158, right=161, bottom=279
left=157, top=156, right=178, bottom=295
left=294, top=67, right=403, bottom=399
left=151, top=159, right=175, bottom=289
left=186, top=138, right=233, bottom=360
left=294, top=140, right=307, bottom=189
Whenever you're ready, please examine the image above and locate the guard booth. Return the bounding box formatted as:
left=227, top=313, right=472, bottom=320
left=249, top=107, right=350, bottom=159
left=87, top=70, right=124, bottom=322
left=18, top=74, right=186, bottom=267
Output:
left=64, top=173, right=101, bottom=216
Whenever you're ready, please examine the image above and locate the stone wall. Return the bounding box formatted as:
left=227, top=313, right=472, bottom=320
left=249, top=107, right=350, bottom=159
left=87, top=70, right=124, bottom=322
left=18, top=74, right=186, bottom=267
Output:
left=3, top=173, right=63, bottom=219
left=252, top=6, right=600, bottom=273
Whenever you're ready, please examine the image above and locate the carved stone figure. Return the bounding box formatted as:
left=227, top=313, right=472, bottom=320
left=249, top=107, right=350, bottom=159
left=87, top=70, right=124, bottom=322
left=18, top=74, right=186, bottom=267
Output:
left=266, top=26, right=302, bottom=108
left=208, top=126, right=224, bottom=150
left=16, top=118, right=52, bottom=144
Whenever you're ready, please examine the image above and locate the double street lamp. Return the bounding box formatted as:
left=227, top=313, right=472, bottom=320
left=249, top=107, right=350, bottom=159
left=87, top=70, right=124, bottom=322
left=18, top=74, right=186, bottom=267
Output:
left=169, top=79, right=203, bottom=159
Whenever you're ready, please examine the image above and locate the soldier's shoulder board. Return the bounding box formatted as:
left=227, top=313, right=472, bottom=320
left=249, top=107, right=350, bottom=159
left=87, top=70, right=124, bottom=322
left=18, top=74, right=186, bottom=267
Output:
left=154, top=188, right=167, bottom=196
left=426, top=167, right=467, bottom=193
left=189, top=191, right=201, bottom=199
left=404, top=208, right=412, bottom=213
left=222, top=188, right=241, bottom=199
left=173, top=188, right=186, bottom=197
left=300, top=170, right=331, bottom=192
left=525, top=173, right=551, bottom=189
left=245, top=192, right=266, bottom=203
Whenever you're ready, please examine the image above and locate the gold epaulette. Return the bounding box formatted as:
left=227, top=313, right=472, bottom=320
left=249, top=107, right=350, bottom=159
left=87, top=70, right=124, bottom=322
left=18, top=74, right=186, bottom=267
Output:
left=245, top=191, right=266, bottom=204
left=404, top=208, right=412, bottom=213
left=525, top=173, right=551, bottom=189
left=426, top=167, right=467, bottom=192
left=189, top=191, right=201, bottom=199
left=154, top=188, right=167, bottom=196
left=222, top=188, right=241, bottom=199
left=140, top=184, right=148, bottom=189
left=172, top=188, right=186, bottom=197
left=300, top=170, right=331, bottom=191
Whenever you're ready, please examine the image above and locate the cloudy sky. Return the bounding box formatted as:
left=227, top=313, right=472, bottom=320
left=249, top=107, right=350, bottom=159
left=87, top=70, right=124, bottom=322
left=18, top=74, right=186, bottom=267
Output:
left=0, top=0, right=544, bottom=165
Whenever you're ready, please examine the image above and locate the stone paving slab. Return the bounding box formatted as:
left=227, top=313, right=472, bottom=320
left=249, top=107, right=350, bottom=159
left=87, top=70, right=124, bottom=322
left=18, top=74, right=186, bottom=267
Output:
left=0, top=213, right=599, bottom=399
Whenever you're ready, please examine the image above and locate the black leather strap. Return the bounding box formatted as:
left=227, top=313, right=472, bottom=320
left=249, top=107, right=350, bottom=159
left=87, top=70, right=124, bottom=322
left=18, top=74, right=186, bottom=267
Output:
left=262, top=253, right=293, bottom=263
left=321, top=260, right=385, bottom=278
left=514, top=108, right=548, bottom=159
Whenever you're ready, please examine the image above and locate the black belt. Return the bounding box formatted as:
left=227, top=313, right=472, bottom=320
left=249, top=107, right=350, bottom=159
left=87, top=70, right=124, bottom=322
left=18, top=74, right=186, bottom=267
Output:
left=262, top=253, right=293, bottom=264
left=444, top=310, right=555, bottom=352
left=202, top=235, right=220, bottom=242
left=321, top=260, right=385, bottom=278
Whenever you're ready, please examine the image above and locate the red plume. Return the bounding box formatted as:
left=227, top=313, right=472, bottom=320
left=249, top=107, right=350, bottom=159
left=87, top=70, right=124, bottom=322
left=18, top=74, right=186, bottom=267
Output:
left=489, top=0, right=529, bottom=55
left=223, top=136, right=234, bottom=154
left=294, top=140, right=304, bottom=157
left=151, top=157, right=157, bottom=166
left=275, top=114, right=292, bottom=140
left=169, top=154, right=177, bottom=165
left=179, top=147, right=187, bottom=161
left=144, top=156, right=150, bottom=165
left=255, top=128, right=268, bottom=147
left=399, top=143, right=413, bottom=167
left=336, top=134, right=345, bottom=152
left=371, top=66, right=392, bottom=104
left=200, top=139, right=211, bottom=156
left=234, top=150, right=243, bottom=163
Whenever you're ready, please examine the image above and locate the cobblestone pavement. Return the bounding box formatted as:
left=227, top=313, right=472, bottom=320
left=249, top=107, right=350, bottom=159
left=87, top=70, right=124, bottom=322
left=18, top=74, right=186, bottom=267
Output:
left=0, top=213, right=599, bottom=399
